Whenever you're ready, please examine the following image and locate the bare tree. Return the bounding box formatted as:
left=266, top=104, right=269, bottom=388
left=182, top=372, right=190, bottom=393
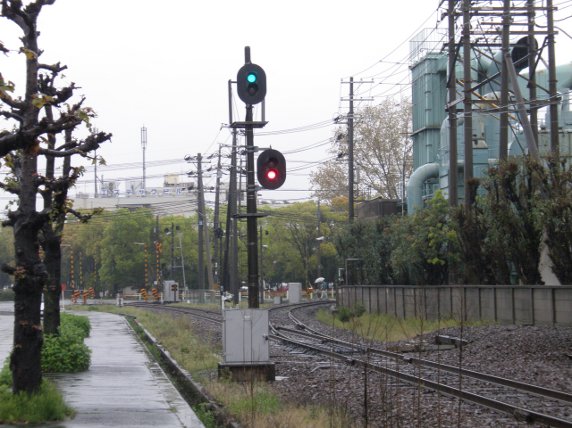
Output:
left=354, top=100, right=412, bottom=199
left=311, top=99, right=412, bottom=202
left=0, top=0, right=110, bottom=394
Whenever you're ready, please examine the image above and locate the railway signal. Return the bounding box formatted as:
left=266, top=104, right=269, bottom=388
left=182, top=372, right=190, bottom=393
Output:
left=257, top=148, right=286, bottom=190
left=237, top=63, right=266, bottom=105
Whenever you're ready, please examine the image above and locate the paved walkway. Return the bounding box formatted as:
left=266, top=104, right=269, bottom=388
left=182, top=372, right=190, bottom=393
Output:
left=0, top=302, right=204, bottom=428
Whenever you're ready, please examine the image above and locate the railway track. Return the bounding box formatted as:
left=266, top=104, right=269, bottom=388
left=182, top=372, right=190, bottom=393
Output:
left=269, top=303, right=572, bottom=428
left=125, top=301, right=223, bottom=325
left=124, top=300, right=572, bottom=426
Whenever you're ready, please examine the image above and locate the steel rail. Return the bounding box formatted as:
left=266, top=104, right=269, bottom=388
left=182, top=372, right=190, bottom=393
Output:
left=269, top=329, right=572, bottom=428
left=125, top=302, right=222, bottom=325
left=287, top=305, right=572, bottom=404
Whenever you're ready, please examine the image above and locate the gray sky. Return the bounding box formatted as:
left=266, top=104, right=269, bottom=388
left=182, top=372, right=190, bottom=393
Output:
left=1, top=0, right=572, bottom=204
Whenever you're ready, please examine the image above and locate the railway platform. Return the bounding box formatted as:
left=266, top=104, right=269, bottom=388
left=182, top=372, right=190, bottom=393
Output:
left=0, top=302, right=204, bottom=427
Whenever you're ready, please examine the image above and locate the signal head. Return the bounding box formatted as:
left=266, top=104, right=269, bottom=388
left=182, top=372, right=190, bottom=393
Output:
left=237, top=63, right=267, bottom=105
left=257, top=148, right=286, bottom=190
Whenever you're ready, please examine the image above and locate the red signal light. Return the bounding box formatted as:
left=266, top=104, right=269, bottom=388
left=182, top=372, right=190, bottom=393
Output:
left=257, top=149, right=286, bottom=190
left=266, top=168, right=278, bottom=181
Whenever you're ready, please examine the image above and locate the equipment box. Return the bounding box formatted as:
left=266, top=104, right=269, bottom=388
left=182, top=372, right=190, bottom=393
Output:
left=163, top=280, right=179, bottom=302
left=223, top=309, right=269, bottom=363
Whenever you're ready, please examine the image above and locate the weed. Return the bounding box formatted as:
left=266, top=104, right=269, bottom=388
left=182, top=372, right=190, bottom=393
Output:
left=317, top=308, right=464, bottom=343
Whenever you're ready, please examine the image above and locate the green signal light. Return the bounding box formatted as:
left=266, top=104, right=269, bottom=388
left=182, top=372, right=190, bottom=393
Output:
left=247, top=72, right=257, bottom=83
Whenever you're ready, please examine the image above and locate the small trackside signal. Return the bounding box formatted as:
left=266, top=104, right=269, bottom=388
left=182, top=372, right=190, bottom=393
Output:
left=257, top=148, right=286, bottom=190
left=237, top=63, right=267, bottom=105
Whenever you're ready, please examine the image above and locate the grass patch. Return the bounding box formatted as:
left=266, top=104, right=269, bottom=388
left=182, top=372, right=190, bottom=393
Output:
left=0, top=362, right=73, bottom=424
left=316, top=307, right=466, bottom=343
left=205, top=380, right=350, bottom=428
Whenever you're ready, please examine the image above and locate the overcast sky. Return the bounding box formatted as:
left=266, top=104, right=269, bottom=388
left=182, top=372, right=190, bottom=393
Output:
left=1, top=0, right=571, bottom=204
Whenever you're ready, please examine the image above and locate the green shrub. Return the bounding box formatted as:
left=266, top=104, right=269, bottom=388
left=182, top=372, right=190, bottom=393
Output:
left=42, top=314, right=91, bottom=373
left=337, top=307, right=352, bottom=323
left=353, top=304, right=366, bottom=318
left=61, top=313, right=91, bottom=338
left=336, top=306, right=366, bottom=323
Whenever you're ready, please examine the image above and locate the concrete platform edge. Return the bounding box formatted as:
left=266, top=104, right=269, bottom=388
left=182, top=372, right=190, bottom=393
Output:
left=126, top=317, right=240, bottom=428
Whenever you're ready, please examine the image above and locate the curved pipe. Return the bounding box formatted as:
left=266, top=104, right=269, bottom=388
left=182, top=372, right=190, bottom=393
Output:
left=406, top=162, right=439, bottom=215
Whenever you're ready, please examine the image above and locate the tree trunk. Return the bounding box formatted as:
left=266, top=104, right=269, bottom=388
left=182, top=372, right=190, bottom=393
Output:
left=11, top=152, right=46, bottom=394
left=42, top=237, right=61, bottom=336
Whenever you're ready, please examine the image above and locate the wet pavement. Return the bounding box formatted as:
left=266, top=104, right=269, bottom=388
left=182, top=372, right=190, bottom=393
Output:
left=0, top=302, right=204, bottom=427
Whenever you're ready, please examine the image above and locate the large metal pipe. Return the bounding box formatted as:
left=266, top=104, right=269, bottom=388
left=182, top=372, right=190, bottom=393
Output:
left=406, top=162, right=439, bottom=214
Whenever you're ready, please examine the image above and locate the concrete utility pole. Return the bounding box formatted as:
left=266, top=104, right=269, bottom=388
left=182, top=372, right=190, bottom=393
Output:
left=348, top=77, right=355, bottom=222
left=447, top=0, right=459, bottom=207
left=154, top=215, right=161, bottom=292
left=196, top=153, right=215, bottom=291
left=498, top=0, right=510, bottom=161
left=222, top=126, right=239, bottom=303
left=94, top=149, right=98, bottom=198
left=341, top=77, right=372, bottom=221
left=447, top=0, right=458, bottom=206
left=316, top=199, right=322, bottom=279
left=141, top=126, right=147, bottom=192
left=527, top=0, right=539, bottom=145
left=213, top=144, right=223, bottom=286
left=197, top=154, right=205, bottom=290
left=462, top=0, right=474, bottom=208
left=169, top=222, right=175, bottom=281
left=546, top=0, right=560, bottom=161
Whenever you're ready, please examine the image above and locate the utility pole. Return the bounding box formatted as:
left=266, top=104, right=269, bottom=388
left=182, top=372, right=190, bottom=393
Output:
left=94, top=149, right=98, bottom=198
left=222, top=126, right=239, bottom=303
left=316, top=199, right=322, bottom=279
left=462, top=0, right=474, bottom=208
left=169, top=222, right=175, bottom=281
left=499, top=0, right=511, bottom=161
left=167, top=222, right=178, bottom=302
left=143, top=243, right=148, bottom=289
left=213, top=144, right=223, bottom=286
left=348, top=77, right=355, bottom=222
left=341, top=77, right=372, bottom=221
left=141, top=126, right=147, bottom=192
left=197, top=153, right=205, bottom=290
left=178, top=233, right=187, bottom=293
left=154, top=215, right=162, bottom=292
left=547, top=0, right=560, bottom=161
left=196, top=153, right=215, bottom=291
left=527, top=0, right=539, bottom=145
left=447, top=0, right=458, bottom=206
